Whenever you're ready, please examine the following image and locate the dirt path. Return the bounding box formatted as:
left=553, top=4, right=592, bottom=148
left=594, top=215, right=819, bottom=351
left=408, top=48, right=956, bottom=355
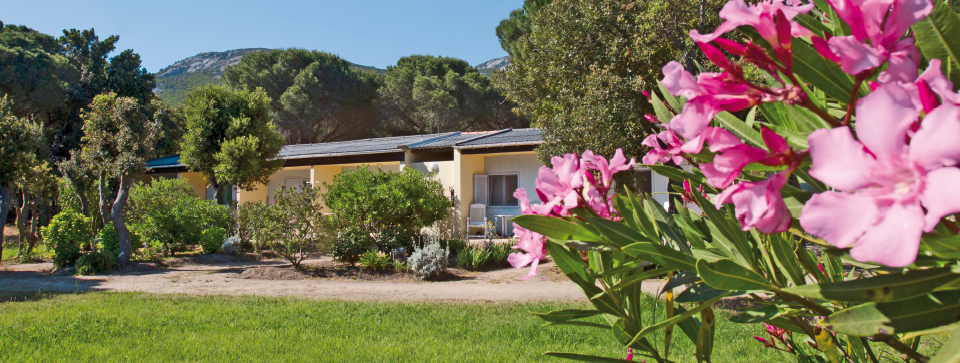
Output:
left=0, top=257, right=670, bottom=302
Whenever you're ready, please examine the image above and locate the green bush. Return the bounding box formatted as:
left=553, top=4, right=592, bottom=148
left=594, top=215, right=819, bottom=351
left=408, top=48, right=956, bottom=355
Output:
left=333, top=226, right=374, bottom=266
left=487, top=242, right=513, bottom=268
left=323, top=167, right=450, bottom=238
left=457, top=245, right=491, bottom=269
left=126, top=178, right=231, bottom=255
left=97, top=223, right=120, bottom=259
left=376, top=227, right=415, bottom=253
left=42, top=209, right=91, bottom=268
left=244, top=187, right=328, bottom=267
left=200, top=227, right=227, bottom=254
left=358, top=250, right=393, bottom=271
left=75, top=251, right=118, bottom=275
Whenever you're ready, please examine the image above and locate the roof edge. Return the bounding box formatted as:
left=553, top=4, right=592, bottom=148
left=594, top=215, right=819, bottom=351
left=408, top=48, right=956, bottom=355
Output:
left=454, top=128, right=512, bottom=146
left=400, top=131, right=463, bottom=149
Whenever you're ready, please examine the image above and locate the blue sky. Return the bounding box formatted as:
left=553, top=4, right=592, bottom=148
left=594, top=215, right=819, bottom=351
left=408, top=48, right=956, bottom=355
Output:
left=3, top=0, right=521, bottom=73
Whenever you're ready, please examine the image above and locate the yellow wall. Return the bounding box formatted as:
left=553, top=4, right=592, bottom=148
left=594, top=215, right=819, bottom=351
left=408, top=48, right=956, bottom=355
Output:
left=178, top=172, right=208, bottom=200
left=310, top=165, right=342, bottom=212
left=238, top=183, right=268, bottom=204
left=454, top=150, right=485, bottom=234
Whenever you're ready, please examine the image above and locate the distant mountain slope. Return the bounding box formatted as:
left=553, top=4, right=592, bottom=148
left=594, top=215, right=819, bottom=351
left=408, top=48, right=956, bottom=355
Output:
left=154, top=48, right=384, bottom=105
left=475, top=56, right=510, bottom=77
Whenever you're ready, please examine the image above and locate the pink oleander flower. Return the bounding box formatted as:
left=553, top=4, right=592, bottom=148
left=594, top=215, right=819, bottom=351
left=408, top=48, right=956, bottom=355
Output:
left=509, top=189, right=547, bottom=280
left=626, top=348, right=633, bottom=361
left=535, top=154, right=583, bottom=217
left=690, top=0, right=813, bottom=47
left=701, top=126, right=801, bottom=189
left=816, top=0, right=932, bottom=83
left=717, top=170, right=793, bottom=234
left=582, top=149, right=636, bottom=189
left=800, top=82, right=960, bottom=267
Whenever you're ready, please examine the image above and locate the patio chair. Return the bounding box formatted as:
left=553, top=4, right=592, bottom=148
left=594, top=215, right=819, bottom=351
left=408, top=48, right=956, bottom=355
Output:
left=467, top=204, right=487, bottom=238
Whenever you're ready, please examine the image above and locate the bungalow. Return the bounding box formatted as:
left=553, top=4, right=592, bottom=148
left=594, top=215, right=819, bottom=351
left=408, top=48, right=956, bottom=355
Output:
left=145, top=128, right=675, bottom=238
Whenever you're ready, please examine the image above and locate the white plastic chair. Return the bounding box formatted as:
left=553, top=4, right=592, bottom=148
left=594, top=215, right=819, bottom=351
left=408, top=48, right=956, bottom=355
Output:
left=467, top=204, right=487, bottom=238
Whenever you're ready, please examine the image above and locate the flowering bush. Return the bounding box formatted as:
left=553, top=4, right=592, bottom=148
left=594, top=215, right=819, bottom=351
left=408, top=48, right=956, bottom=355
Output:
left=512, top=1, right=960, bottom=362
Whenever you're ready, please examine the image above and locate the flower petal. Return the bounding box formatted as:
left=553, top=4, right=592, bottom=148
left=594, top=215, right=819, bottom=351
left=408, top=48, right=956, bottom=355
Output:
left=661, top=61, right=702, bottom=99
left=669, top=98, right=717, bottom=140
left=850, top=202, right=924, bottom=267
left=920, top=167, right=960, bottom=231
left=855, top=82, right=919, bottom=159
left=807, top=127, right=878, bottom=191
left=800, top=191, right=880, bottom=249
left=910, top=103, right=960, bottom=170
left=828, top=35, right=885, bottom=75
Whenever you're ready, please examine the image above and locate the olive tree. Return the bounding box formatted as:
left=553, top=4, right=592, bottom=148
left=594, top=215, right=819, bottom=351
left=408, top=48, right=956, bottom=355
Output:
left=0, top=96, right=44, bottom=262
left=180, top=85, right=284, bottom=204
left=79, top=93, right=158, bottom=266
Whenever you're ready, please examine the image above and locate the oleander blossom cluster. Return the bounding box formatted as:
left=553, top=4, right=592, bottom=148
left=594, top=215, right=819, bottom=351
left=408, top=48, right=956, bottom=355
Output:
left=638, top=0, right=960, bottom=267
left=509, top=149, right=636, bottom=279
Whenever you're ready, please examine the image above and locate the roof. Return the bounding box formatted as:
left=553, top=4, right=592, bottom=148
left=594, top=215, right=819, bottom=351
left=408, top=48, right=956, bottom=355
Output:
left=145, top=128, right=542, bottom=168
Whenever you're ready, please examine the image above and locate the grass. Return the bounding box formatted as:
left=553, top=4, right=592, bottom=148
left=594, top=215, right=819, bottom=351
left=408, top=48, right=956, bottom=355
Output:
left=0, top=292, right=790, bottom=362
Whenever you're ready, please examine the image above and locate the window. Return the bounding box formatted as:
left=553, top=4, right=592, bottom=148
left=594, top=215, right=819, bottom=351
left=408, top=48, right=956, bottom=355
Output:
left=634, top=169, right=653, bottom=194
left=488, top=174, right=519, bottom=206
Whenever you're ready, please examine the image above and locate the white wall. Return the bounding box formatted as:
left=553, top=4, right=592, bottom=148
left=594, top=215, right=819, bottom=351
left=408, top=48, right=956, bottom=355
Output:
left=482, top=152, right=542, bottom=236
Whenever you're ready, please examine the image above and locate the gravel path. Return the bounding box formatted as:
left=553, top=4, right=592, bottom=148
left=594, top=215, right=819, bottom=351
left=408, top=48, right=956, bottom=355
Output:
left=0, top=258, right=670, bottom=302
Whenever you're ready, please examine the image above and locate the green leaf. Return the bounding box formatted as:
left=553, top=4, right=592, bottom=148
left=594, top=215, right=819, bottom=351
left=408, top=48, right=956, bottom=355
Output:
left=675, top=282, right=741, bottom=303
left=547, top=240, right=591, bottom=283
left=657, top=80, right=683, bottom=112
left=692, top=191, right=755, bottom=265
left=627, top=291, right=731, bottom=347
left=542, top=320, right=611, bottom=330
left=606, top=267, right=674, bottom=292
left=697, top=259, right=775, bottom=291
left=913, top=0, right=960, bottom=85
left=729, top=305, right=782, bottom=324
left=714, top=111, right=764, bottom=148
left=769, top=233, right=807, bottom=287
left=621, top=242, right=698, bottom=272
left=815, top=326, right=843, bottom=363
left=612, top=319, right=661, bottom=356
left=673, top=305, right=700, bottom=349
left=922, top=231, right=960, bottom=258
left=512, top=214, right=600, bottom=242
left=588, top=217, right=655, bottom=248
left=820, top=290, right=960, bottom=336
left=591, top=260, right=650, bottom=278
left=650, top=92, right=675, bottom=125
left=784, top=267, right=960, bottom=303
left=929, top=327, right=960, bottom=363
left=533, top=309, right=603, bottom=323
left=645, top=196, right=691, bottom=254
left=543, top=352, right=634, bottom=363
left=792, top=39, right=860, bottom=103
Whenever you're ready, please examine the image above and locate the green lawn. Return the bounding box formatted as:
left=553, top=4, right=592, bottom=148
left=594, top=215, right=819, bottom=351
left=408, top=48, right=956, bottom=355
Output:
left=0, top=292, right=787, bottom=362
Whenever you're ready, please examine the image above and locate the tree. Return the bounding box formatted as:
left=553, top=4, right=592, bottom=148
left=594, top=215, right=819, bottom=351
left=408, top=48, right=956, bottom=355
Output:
left=0, top=96, right=44, bottom=262
left=376, top=55, right=527, bottom=135
left=222, top=49, right=381, bottom=144
left=494, top=0, right=723, bottom=163
left=180, top=85, right=284, bottom=202
left=79, top=93, right=158, bottom=266
left=0, top=22, right=76, bottom=123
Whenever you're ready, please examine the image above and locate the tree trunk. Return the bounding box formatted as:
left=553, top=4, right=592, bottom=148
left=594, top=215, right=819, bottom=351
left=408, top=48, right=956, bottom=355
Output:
left=16, top=190, right=31, bottom=259
left=77, top=189, right=90, bottom=217
left=112, top=175, right=133, bottom=267
left=98, top=172, right=113, bottom=227
left=0, top=186, right=10, bottom=263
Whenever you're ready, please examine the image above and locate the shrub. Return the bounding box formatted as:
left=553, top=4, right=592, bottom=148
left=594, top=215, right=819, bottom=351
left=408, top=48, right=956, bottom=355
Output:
left=126, top=178, right=231, bottom=255
left=487, top=242, right=513, bottom=268
left=235, top=202, right=267, bottom=250
left=42, top=209, right=91, bottom=268
left=221, top=235, right=242, bottom=255
left=75, top=251, right=118, bottom=275
left=408, top=237, right=448, bottom=280
left=333, top=226, right=374, bottom=266
left=457, top=245, right=490, bottom=269
left=375, top=227, right=414, bottom=253
left=246, top=186, right=326, bottom=267
left=358, top=250, right=393, bottom=271
left=200, top=227, right=227, bottom=254
left=96, top=223, right=120, bottom=259
left=323, top=167, right=450, bottom=238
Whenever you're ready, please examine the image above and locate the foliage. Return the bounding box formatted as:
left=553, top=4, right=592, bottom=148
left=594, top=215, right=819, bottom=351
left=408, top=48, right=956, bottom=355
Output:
left=408, top=239, right=449, bottom=280
left=42, top=209, right=91, bottom=268
left=244, top=186, right=327, bottom=267
left=333, top=226, right=375, bottom=266
left=494, top=0, right=724, bottom=165
left=180, top=85, right=284, bottom=198
left=456, top=245, right=490, bottom=269
left=375, top=55, right=527, bottom=135
left=488, top=242, right=513, bottom=268
left=222, top=48, right=383, bottom=144
left=375, top=227, right=415, bottom=254
left=221, top=235, right=242, bottom=256
left=323, top=167, right=450, bottom=237
left=74, top=251, right=118, bottom=275
left=126, top=178, right=231, bottom=255
left=199, top=227, right=227, bottom=255
left=358, top=250, right=393, bottom=271
left=0, top=23, right=75, bottom=123
left=96, top=222, right=119, bottom=259
left=511, top=1, right=960, bottom=362
left=235, top=201, right=268, bottom=250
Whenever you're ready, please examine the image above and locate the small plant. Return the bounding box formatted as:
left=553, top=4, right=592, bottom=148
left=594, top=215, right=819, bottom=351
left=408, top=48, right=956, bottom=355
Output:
left=487, top=242, right=513, bottom=268
left=221, top=235, right=242, bottom=255
left=75, top=251, right=118, bottom=275
left=457, top=245, right=491, bottom=269
left=200, top=227, right=227, bottom=254
left=333, top=226, right=374, bottom=266
left=42, top=209, right=91, bottom=268
left=408, top=236, right=449, bottom=280
left=358, top=250, right=393, bottom=271
left=96, top=223, right=119, bottom=259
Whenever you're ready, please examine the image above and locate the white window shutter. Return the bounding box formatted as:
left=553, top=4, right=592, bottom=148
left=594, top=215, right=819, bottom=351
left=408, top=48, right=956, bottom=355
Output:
left=474, top=175, right=488, bottom=205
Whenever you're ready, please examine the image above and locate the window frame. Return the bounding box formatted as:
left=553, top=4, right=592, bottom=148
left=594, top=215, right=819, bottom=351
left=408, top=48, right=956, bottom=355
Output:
left=486, top=173, right=520, bottom=207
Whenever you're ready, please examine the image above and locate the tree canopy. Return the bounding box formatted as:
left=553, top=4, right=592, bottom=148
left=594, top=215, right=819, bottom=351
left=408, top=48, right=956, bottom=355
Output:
left=376, top=55, right=527, bottom=135
left=0, top=23, right=76, bottom=123
left=180, top=85, right=284, bottom=195
left=494, top=0, right=723, bottom=163
left=222, top=49, right=381, bottom=144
